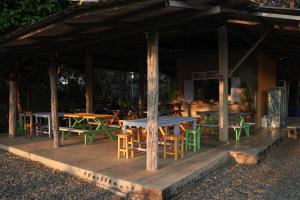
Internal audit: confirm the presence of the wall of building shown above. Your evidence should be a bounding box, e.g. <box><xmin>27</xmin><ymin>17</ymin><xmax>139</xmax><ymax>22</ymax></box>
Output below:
<box><xmin>256</xmin><ymin>52</ymin><xmax>277</xmax><ymax>127</ymax></box>
<box><xmin>175</xmin><ymin>49</ymin><xmax>258</xmax><ymax>119</ymax></box>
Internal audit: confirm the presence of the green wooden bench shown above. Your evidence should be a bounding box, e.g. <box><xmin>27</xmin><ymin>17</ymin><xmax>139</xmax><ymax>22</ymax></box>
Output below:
<box><xmin>59</xmin><ymin>126</ymin><xmax>119</xmax><ymax>146</ymax></box>
<box><xmin>229</xmin><ymin>117</ymin><xmax>255</xmax><ymax>141</ymax></box>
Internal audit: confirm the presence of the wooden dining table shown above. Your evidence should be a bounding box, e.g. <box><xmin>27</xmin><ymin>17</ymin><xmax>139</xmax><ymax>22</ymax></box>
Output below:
<box><xmin>63</xmin><ymin>113</ymin><xmax>117</xmax><ymax>141</ymax></box>
<box><xmin>64</xmin><ymin>113</ymin><xmax>114</xmax><ymax>130</ymax></box>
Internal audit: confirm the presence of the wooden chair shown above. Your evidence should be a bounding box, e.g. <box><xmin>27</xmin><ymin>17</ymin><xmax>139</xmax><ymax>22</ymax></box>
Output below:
<box><xmin>117</xmin><ymin>133</ymin><xmax>134</xmax><ymax>159</ymax></box>
<box><xmin>23</xmin><ymin>111</ymin><xmax>34</xmax><ymax>139</ymax></box>
<box><xmin>164</xmin><ymin>134</ymin><xmax>184</xmax><ymax>160</ymax></box>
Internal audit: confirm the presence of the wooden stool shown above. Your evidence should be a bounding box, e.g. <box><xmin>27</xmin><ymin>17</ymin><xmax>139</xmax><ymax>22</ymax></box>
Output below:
<box><xmin>127</xmin><ymin>128</ymin><xmax>142</xmax><ymax>149</ymax></box>
<box><xmin>23</xmin><ymin>111</ymin><xmax>34</xmax><ymax>139</ymax></box>
<box><xmin>117</xmin><ymin>134</ymin><xmax>134</xmax><ymax>159</ymax></box>
<box><xmin>287</xmin><ymin>126</ymin><xmax>298</xmax><ymax>139</ymax></box>
<box><xmin>164</xmin><ymin>134</ymin><xmax>184</xmax><ymax>160</ymax></box>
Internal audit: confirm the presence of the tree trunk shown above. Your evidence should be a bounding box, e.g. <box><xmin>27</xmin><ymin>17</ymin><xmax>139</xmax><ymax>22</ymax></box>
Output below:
<box><xmin>85</xmin><ymin>53</ymin><xmax>93</xmax><ymax>113</ymax></box>
<box><xmin>8</xmin><ymin>74</ymin><xmax>17</xmax><ymax>137</ymax></box>
<box><xmin>146</xmin><ymin>29</ymin><xmax>159</xmax><ymax>171</ymax></box>
<box><xmin>218</xmin><ymin>25</ymin><xmax>229</xmax><ymax>142</ymax></box>
<box><xmin>49</xmin><ymin>61</ymin><xmax>59</xmax><ymax>148</ymax></box>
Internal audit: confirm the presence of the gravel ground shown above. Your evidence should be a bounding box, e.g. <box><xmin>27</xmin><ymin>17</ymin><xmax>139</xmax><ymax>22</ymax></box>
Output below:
<box><xmin>174</xmin><ymin>138</ymin><xmax>300</xmax><ymax>200</ymax></box>
<box><xmin>0</xmin><ymin>150</ymin><xmax>123</xmax><ymax>200</ymax></box>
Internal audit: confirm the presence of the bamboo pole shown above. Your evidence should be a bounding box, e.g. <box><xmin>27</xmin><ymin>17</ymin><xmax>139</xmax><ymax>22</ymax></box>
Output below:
<box><xmin>85</xmin><ymin>52</ymin><xmax>93</xmax><ymax>113</ymax></box>
<box><xmin>218</xmin><ymin>25</ymin><xmax>229</xmax><ymax>142</ymax></box>
<box><xmin>49</xmin><ymin>61</ymin><xmax>59</xmax><ymax>148</ymax></box>
<box><xmin>8</xmin><ymin>73</ymin><xmax>17</xmax><ymax>137</ymax></box>
<box><xmin>146</xmin><ymin>29</ymin><xmax>159</xmax><ymax>171</ymax></box>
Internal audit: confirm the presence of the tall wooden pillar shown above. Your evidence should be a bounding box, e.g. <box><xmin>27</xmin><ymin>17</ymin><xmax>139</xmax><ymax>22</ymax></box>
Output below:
<box><xmin>85</xmin><ymin>53</ymin><xmax>93</xmax><ymax>113</ymax></box>
<box><xmin>218</xmin><ymin>25</ymin><xmax>229</xmax><ymax>142</ymax></box>
<box><xmin>49</xmin><ymin>61</ymin><xmax>59</xmax><ymax>148</ymax></box>
<box><xmin>146</xmin><ymin>29</ymin><xmax>159</xmax><ymax>171</ymax></box>
<box><xmin>8</xmin><ymin>73</ymin><xmax>17</xmax><ymax>137</ymax></box>
<box><xmin>289</xmin><ymin>0</ymin><xmax>295</xmax><ymax>9</ymax></box>
<box><xmin>139</xmin><ymin>55</ymin><xmax>145</xmax><ymax>116</ymax></box>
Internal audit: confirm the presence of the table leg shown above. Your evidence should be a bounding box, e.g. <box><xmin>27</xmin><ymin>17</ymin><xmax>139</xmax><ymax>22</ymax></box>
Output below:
<box><xmin>193</xmin><ymin>120</ymin><xmax>196</xmax><ymax>129</ymax></box>
<box><xmin>48</xmin><ymin>116</ymin><xmax>51</xmax><ymax>138</ymax></box>
<box><xmin>174</xmin><ymin>124</ymin><xmax>180</xmax><ymax>136</ymax></box>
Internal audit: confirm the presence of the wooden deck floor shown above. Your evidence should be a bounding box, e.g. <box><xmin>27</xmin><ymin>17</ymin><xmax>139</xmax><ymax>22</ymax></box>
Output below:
<box><xmin>0</xmin><ymin>128</ymin><xmax>287</xmax><ymax>199</ymax></box>
<box><xmin>0</xmin><ymin>133</ymin><xmax>228</xmax><ymax>199</ymax></box>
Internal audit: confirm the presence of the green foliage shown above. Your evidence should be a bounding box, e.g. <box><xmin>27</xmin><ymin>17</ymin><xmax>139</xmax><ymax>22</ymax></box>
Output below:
<box><xmin>0</xmin><ymin>0</ymin><xmax>66</xmax><ymax>35</ymax></box>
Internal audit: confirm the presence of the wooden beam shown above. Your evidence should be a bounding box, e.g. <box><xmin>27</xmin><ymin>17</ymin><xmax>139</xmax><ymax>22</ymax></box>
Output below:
<box><xmin>224</xmin><ymin>7</ymin><xmax>300</xmax><ymax>21</ymax></box>
<box><xmin>8</xmin><ymin>73</ymin><xmax>17</xmax><ymax>137</ymax></box>
<box><xmin>85</xmin><ymin>52</ymin><xmax>93</xmax><ymax>113</ymax></box>
<box><xmin>228</xmin><ymin>29</ymin><xmax>271</xmax><ymax>77</ymax></box>
<box><xmin>227</xmin><ymin>19</ymin><xmax>261</xmax><ymax>25</ymax></box>
<box><xmin>49</xmin><ymin>60</ymin><xmax>59</xmax><ymax>148</ymax></box>
<box><xmin>218</xmin><ymin>25</ymin><xmax>229</xmax><ymax>142</ymax></box>
<box><xmin>146</xmin><ymin>29</ymin><xmax>159</xmax><ymax>171</ymax></box>
<box><xmin>167</xmin><ymin>0</ymin><xmax>212</xmax><ymax>9</ymax></box>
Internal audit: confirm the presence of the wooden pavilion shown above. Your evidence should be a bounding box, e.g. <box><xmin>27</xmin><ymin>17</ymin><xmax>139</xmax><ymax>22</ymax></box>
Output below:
<box><xmin>1</xmin><ymin>0</ymin><xmax>300</xmax><ymax>182</ymax></box>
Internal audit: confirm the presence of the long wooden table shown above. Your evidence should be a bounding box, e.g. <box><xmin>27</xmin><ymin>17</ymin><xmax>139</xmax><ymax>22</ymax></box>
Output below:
<box><xmin>123</xmin><ymin>116</ymin><xmax>197</xmax><ymax>136</ymax></box>
<box><xmin>63</xmin><ymin>113</ymin><xmax>118</xmax><ymax>142</ymax></box>
<box><xmin>122</xmin><ymin>116</ymin><xmax>197</xmax><ymax>151</ymax></box>
<box><xmin>19</xmin><ymin>112</ymin><xmax>69</xmax><ymax>138</ymax></box>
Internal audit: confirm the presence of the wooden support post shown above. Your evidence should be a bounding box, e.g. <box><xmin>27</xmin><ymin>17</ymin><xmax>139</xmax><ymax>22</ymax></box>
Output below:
<box><xmin>139</xmin><ymin>55</ymin><xmax>145</xmax><ymax>116</ymax></box>
<box><xmin>85</xmin><ymin>52</ymin><xmax>93</xmax><ymax>113</ymax></box>
<box><xmin>49</xmin><ymin>61</ymin><xmax>59</xmax><ymax>148</ymax></box>
<box><xmin>218</xmin><ymin>25</ymin><xmax>229</xmax><ymax>142</ymax></box>
<box><xmin>8</xmin><ymin>73</ymin><xmax>17</xmax><ymax>137</ymax></box>
<box><xmin>289</xmin><ymin>0</ymin><xmax>295</xmax><ymax>9</ymax></box>
<box><xmin>146</xmin><ymin>29</ymin><xmax>159</xmax><ymax>171</ymax></box>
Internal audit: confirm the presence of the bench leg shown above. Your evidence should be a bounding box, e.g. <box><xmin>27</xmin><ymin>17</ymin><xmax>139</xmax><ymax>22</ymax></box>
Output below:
<box><xmin>210</xmin><ymin>127</ymin><xmax>214</xmax><ymax>135</ymax></box>
<box><xmin>164</xmin><ymin>137</ymin><xmax>167</xmax><ymax>159</ymax></box>
<box><xmin>197</xmin><ymin>131</ymin><xmax>201</xmax><ymax>150</ymax></box>
<box><xmin>61</xmin><ymin>131</ymin><xmax>65</xmax><ymax>141</ymax></box>
<box><xmin>84</xmin><ymin>133</ymin><xmax>87</xmax><ymax>146</ymax></box>
<box><xmin>86</xmin><ymin>132</ymin><xmax>97</xmax><ymax>145</ymax></box>
<box><xmin>245</xmin><ymin>126</ymin><xmax>250</xmax><ymax>137</ymax></box>
<box><xmin>181</xmin><ymin>136</ymin><xmax>184</xmax><ymax>159</ymax></box>
<box><xmin>193</xmin><ymin>132</ymin><xmax>197</xmax><ymax>152</ymax></box>
<box><xmin>106</xmin><ymin>131</ymin><xmax>115</xmax><ymax>140</ymax></box>
<box><xmin>235</xmin><ymin>128</ymin><xmax>242</xmax><ymax>141</ymax></box>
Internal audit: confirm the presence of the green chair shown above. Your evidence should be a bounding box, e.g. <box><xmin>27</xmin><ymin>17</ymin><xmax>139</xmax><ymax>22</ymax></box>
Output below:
<box><xmin>185</xmin><ymin>125</ymin><xmax>201</xmax><ymax>152</ymax></box>
<box><xmin>234</xmin><ymin>117</ymin><xmax>251</xmax><ymax>141</ymax></box>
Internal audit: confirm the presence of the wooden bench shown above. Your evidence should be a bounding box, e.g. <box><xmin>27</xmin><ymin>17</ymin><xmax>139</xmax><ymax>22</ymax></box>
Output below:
<box><xmin>59</xmin><ymin>126</ymin><xmax>119</xmax><ymax>146</ymax></box>
<box><xmin>198</xmin><ymin>123</ymin><xmax>218</xmax><ymax>135</ymax></box>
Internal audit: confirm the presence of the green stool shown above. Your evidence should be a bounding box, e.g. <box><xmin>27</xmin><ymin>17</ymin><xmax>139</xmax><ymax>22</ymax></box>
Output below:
<box><xmin>185</xmin><ymin>125</ymin><xmax>201</xmax><ymax>152</ymax></box>
<box><xmin>17</xmin><ymin>115</ymin><xmax>23</xmax><ymax>136</ymax></box>
<box><xmin>204</xmin><ymin>115</ymin><xmax>214</xmax><ymax>135</ymax></box>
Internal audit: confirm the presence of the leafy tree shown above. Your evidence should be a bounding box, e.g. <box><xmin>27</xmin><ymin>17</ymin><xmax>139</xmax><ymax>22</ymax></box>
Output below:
<box><xmin>0</xmin><ymin>0</ymin><xmax>68</xmax><ymax>35</ymax></box>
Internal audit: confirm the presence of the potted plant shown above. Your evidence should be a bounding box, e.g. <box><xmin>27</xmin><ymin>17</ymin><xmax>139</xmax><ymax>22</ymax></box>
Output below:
<box><xmin>240</xmin><ymin>87</ymin><xmax>251</xmax><ymax>112</ymax></box>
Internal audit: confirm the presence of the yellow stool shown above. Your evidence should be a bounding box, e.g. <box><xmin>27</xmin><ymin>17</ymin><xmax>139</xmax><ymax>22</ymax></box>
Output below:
<box><xmin>164</xmin><ymin>134</ymin><xmax>184</xmax><ymax>160</ymax></box>
<box><xmin>117</xmin><ymin>134</ymin><xmax>134</xmax><ymax>159</ymax></box>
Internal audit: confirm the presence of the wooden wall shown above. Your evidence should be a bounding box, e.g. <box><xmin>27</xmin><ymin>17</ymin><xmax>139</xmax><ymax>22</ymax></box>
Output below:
<box><xmin>256</xmin><ymin>52</ymin><xmax>277</xmax><ymax>127</ymax></box>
